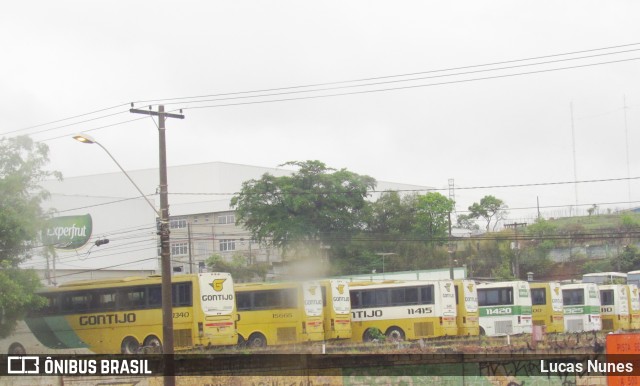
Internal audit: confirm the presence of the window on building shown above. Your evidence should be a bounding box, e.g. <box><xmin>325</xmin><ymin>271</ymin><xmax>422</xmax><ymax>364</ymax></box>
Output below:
<box><xmin>219</xmin><ymin>239</ymin><xmax>235</xmax><ymax>252</ymax></box>
<box><xmin>170</xmin><ymin>217</ymin><xmax>187</xmax><ymax>229</ymax></box>
<box><xmin>216</xmin><ymin>214</ymin><xmax>235</xmax><ymax>225</ymax></box>
<box><xmin>195</xmin><ymin>242</ymin><xmax>211</xmax><ymax>256</ymax></box>
<box><xmin>171</xmin><ymin>242</ymin><xmax>188</xmax><ymax>256</ymax></box>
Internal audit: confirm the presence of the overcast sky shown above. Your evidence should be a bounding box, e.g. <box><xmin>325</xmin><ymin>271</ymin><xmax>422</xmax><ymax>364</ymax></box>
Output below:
<box><xmin>2</xmin><ymin>1</ymin><xmax>639</xmax><ymax>223</ymax></box>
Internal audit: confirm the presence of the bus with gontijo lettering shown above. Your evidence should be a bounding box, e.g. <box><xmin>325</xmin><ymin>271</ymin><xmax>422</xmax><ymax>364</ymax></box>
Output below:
<box><xmin>477</xmin><ymin>281</ymin><xmax>533</xmax><ymax>336</ymax></box>
<box><xmin>561</xmin><ymin>282</ymin><xmax>602</xmax><ymax>332</ymax></box>
<box><xmin>453</xmin><ymin>279</ymin><xmax>479</xmax><ymax>336</ymax></box>
<box><xmin>599</xmin><ymin>284</ymin><xmax>630</xmax><ymax>331</ymax></box>
<box><xmin>626</xmin><ymin>284</ymin><xmax>640</xmax><ymax>330</ymax></box>
<box><xmin>20</xmin><ymin>272</ymin><xmax>237</xmax><ymax>354</ymax></box>
<box><xmin>348</xmin><ymin>280</ymin><xmax>457</xmax><ymax>342</ymax></box>
<box><xmin>235</xmin><ymin>281</ymin><xmax>325</xmax><ymax>347</ymax></box>
<box><xmin>529</xmin><ymin>282</ymin><xmax>564</xmax><ymax>333</ymax></box>
<box><xmin>320</xmin><ymin>279</ymin><xmax>352</xmax><ymax>340</ymax></box>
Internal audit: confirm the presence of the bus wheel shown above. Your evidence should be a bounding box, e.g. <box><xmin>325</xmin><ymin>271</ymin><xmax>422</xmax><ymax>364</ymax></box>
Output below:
<box><xmin>143</xmin><ymin>335</ymin><xmax>163</xmax><ymax>354</ymax></box>
<box><xmin>8</xmin><ymin>343</ymin><xmax>26</xmax><ymax>355</ymax></box>
<box><xmin>479</xmin><ymin>327</ymin><xmax>486</xmax><ymax>336</ymax></box>
<box><xmin>363</xmin><ymin>328</ymin><xmax>383</xmax><ymax>342</ymax></box>
<box><xmin>237</xmin><ymin>335</ymin><xmax>247</xmax><ymax>348</ymax></box>
<box><xmin>121</xmin><ymin>336</ymin><xmax>140</xmax><ymax>354</ymax></box>
<box><xmin>247</xmin><ymin>333</ymin><xmax>267</xmax><ymax>348</ymax></box>
<box><xmin>385</xmin><ymin>327</ymin><xmax>405</xmax><ymax>342</ymax></box>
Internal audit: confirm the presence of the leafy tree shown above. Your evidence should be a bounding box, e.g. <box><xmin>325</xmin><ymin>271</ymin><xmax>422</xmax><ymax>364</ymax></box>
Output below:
<box><xmin>230</xmin><ymin>160</ymin><xmax>376</xmax><ymax>261</ymax></box>
<box><xmin>614</xmin><ymin>245</ymin><xmax>640</xmax><ymax>272</ymax></box>
<box><xmin>468</xmin><ymin>195</ymin><xmax>508</xmax><ymax>232</ymax></box>
<box><xmin>620</xmin><ymin>213</ymin><xmax>640</xmax><ymax>229</ymax></box>
<box><xmin>367</xmin><ymin>191</ymin><xmax>416</xmax><ymax>237</ymax></box>
<box><xmin>456</xmin><ymin>214</ymin><xmax>480</xmax><ymax>231</ymax></box>
<box><xmin>0</xmin><ymin>136</ymin><xmax>60</xmax><ymax>338</ymax></box>
<box><xmin>582</xmin><ymin>258</ymin><xmax>615</xmax><ymax>274</ymax></box>
<box><xmin>412</xmin><ymin>192</ymin><xmax>454</xmax><ymax>242</ymax></box>
<box><xmin>206</xmin><ymin>254</ymin><xmax>269</xmax><ymax>283</ymax></box>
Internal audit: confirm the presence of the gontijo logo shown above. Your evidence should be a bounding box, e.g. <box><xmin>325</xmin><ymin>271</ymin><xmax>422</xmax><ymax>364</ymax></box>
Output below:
<box><xmin>336</xmin><ymin>284</ymin><xmax>345</xmax><ymax>295</ymax></box>
<box><xmin>308</xmin><ymin>286</ymin><xmax>317</xmax><ymax>296</ymax></box>
<box><xmin>467</xmin><ymin>283</ymin><xmax>474</xmax><ymax>293</ymax></box>
<box><xmin>209</xmin><ymin>278</ymin><xmax>225</xmax><ymax>292</ymax></box>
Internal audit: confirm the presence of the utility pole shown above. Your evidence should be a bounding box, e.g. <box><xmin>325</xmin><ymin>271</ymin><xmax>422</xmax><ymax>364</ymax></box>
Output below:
<box><xmin>188</xmin><ymin>223</ymin><xmax>193</xmax><ymax>274</ymax></box>
<box><xmin>505</xmin><ymin>222</ymin><xmax>527</xmax><ymax>278</ymax></box>
<box><xmin>130</xmin><ymin>105</ymin><xmax>183</xmax><ymax>386</ymax></box>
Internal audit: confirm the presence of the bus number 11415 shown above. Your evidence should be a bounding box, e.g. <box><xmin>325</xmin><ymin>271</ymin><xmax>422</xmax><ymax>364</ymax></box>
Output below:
<box><xmin>407</xmin><ymin>307</ymin><xmax>433</xmax><ymax>315</ymax></box>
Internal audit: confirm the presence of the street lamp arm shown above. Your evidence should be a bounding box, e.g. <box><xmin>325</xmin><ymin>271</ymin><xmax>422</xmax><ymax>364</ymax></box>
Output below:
<box><xmin>94</xmin><ymin>142</ymin><xmax>161</xmax><ymax>218</ymax></box>
<box><xmin>73</xmin><ymin>134</ymin><xmax>161</xmax><ymax>219</ymax></box>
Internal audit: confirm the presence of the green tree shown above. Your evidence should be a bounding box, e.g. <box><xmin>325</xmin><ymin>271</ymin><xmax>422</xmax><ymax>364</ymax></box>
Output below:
<box><xmin>367</xmin><ymin>191</ymin><xmax>416</xmax><ymax>237</ymax></box>
<box><xmin>230</xmin><ymin>160</ymin><xmax>376</xmax><ymax>261</ymax></box>
<box><xmin>412</xmin><ymin>192</ymin><xmax>454</xmax><ymax>242</ymax></box>
<box><xmin>582</xmin><ymin>258</ymin><xmax>615</xmax><ymax>274</ymax></box>
<box><xmin>0</xmin><ymin>136</ymin><xmax>60</xmax><ymax>338</ymax></box>
<box><xmin>614</xmin><ymin>245</ymin><xmax>640</xmax><ymax>272</ymax></box>
<box><xmin>468</xmin><ymin>195</ymin><xmax>508</xmax><ymax>232</ymax></box>
<box><xmin>456</xmin><ymin>214</ymin><xmax>480</xmax><ymax>231</ymax></box>
<box><xmin>206</xmin><ymin>254</ymin><xmax>269</xmax><ymax>283</ymax></box>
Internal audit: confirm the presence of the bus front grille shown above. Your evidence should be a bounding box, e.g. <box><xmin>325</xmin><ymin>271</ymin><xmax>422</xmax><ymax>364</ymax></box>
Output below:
<box><xmin>277</xmin><ymin>327</ymin><xmax>297</xmax><ymax>342</ymax></box>
<box><xmin>414</xmin><ymin>322</ymin><xmax>434</xmax><ymax>337</ymax></box>
<box><xmin>174</xmin><ymin>329</ymin><xmax>193</xmax><ymax>348</ymax></box>
<box><xmin>533</xmin><ymin>320</ymin><xmax>544</xmax><ymax>326</ymax></box>
<box><xmin>495</xmin><ymin>321</ymin><xmax>513</xmax><ymax>334</ymax></box>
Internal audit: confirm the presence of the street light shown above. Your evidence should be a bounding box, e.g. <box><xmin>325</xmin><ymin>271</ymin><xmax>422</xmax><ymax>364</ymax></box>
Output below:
<box><xmin>72</xmin><ymin>134</ymin><xmax>160</xmax><ymax>217</ymax></box>
<box><xmin>73</xmin><ymin>132</ymin><xmax>174</xmax><ymax>365</ymax></box>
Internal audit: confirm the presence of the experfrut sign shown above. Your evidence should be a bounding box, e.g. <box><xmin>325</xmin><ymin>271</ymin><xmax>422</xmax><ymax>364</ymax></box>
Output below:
<box><xmin>43</xmin><ymin>214</ymin><xmax>93</xmax><ymax>249</ymax></box>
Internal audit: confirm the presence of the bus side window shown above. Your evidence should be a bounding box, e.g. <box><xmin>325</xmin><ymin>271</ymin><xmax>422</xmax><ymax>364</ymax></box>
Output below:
<box><xmin>41</xmin><ymin>295</ymin><xmax>60</xmax><ymax>315</ymax></box>
<box><xmin>254</xmin><ymin>291</ymin><xmax>268</xmax><ymax>309</ymax></box>
<box><xmin>173</xmin><ymin>283</ymin><xmax>193</xmax><ymax>307</ymax></box>
<box><xmin>350</xmin><ymin>291</ymin><xmax>361</xmax><ymax>309</ymax></box>
<box><xmin>62</xmin><ymin>293</ymin><xmax>90</xmax><ymax>313</ymax></box>
<box><xmin>531</xmin><ymin>288</ymin><xmax>545</xmax><ymax>305</ymax></box>
<box><xmin>361</xmin><ymin>290</ymin><xmax>376</xmax><ymax>308</ymax></box>
<box><xmin>101</xmin><ymin>292</ymin><xmax>117</xmax><ymax>310</ymax></box>
<box><xmin>236</xmin><ymin>292</ymin><xmax>251</xmax><ymax>311</ymax></box>
<box><xmin>420</xmin><ymin>286</ymin><xmax>434</xmax><ymax>305</ymax></box>
<box><xmin>148</xmin><ymin>286</ymin><xmax>162</xmax><ymax>308</ymax></box>
<box><xmin>283</xmin><ymin>289</ymin><xmax>297</xmax><ymax>309</ymax></box>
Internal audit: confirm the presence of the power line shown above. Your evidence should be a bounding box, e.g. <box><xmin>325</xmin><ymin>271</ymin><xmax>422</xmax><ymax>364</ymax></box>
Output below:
<box><xmin>155</xmin><ymin>48</ymin><xmax>640</xmax><ymax>109</ymax></box>
<box><xmin>181</xmin><ymin>57</ymin><xmax>640</xmax><ymax>112</ymax></box>
<box><xmin>133</xmin><ymin>42</ymin><xmax>640</xmax><ymax>106</ymax></box>
<box><xmin>18</xmin><ymin>43</ymin><xmax>638</xmax><ymax>143</ymax></box>
<box><xmin>0</xmin><ymin>103</ymin><xmax>130</xmax><ymax>137</ymax></box>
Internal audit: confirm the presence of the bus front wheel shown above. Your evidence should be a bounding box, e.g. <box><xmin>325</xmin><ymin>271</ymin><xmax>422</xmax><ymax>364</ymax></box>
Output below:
<box><xmin>247</xmin><ymin>333</ymin><xmax>267</xmax><ymax>348</ymax></box>
<box><xmin>8</xmin><ymin>343</ymin><xmax>26</xmax><ymax>355</ymax></box>
<box><xmin>363</xmin><ymin>328</ymin><xmax>383</xmax><ymax>342</ymax></box>
<box><xmin>121</xmin><ymin>336</ymin><xmax>140</xmax><ymax>354</ymax></box>
<box><xmin>385</xmin><ymin>327</ymin><xmax>405</xmax><ymax>342</ymax></box>
<box><xmin>143</xmin><ymin>335</ymin><xmax>163</xmax><ymax>354</ymax></box>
